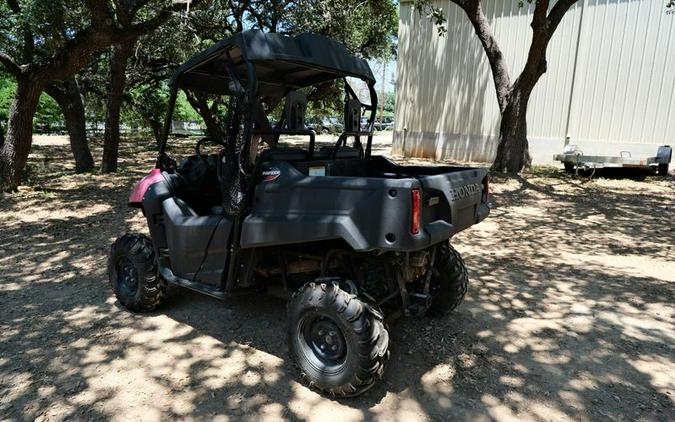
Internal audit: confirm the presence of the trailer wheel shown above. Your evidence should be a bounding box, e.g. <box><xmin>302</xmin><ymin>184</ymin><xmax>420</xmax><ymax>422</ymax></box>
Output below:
<box><xmin>427</xmin><ymin>242</ymin><xmax>469</xmax><ymax>317</ymax></box>
<box><xmin>657</xmin><ymin>163</ymin><xmax>669</xmax><ymax>176</ymax></box>
<box><xmin>564</xmin><ymin>163</ymin><xmax>575</xmax><ymax>173</ymax></box>
<box><xmin>109</xmin><ymin>234</ymin><xmax>166</xmax><ymax>312</ymax></box>
<box><xmin>287</xmin><ymin>281</ymin><xmax>389</xmax><ymax>397</ymax></box>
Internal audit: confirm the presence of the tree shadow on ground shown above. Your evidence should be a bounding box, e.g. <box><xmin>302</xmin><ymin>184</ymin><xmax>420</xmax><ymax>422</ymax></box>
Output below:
<box><xmin>1</xmin><ymin>141</ymin><xmax>673</xmax><ymax>420</ymax></box>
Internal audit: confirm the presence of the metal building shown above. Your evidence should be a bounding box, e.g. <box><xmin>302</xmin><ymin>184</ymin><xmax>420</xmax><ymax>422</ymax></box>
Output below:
<box><xmin>394</xmin><ymin>0</ymin><xmax>675</xmax><ymax>164</ymax></box>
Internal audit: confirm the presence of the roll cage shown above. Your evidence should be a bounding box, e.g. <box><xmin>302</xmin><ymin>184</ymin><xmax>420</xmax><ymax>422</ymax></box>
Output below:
<box><xmin>156</xmin><ymin>30</ymin><xmax>379</xmax><ymax>170</ymax></box>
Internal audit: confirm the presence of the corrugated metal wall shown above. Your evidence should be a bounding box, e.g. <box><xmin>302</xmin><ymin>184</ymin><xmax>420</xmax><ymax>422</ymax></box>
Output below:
<box><xmin>394</xmin><ymin>0</ymin><xmax>675</xmax><ymax>163</ymax></box>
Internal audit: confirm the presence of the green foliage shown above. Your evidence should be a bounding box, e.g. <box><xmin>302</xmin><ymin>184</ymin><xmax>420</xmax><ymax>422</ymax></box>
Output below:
<box><xmin>123</xmin><ymin>0</ymin><xmax>399</xmax><ymax>126</ymax></box>
<box><xmin>288</xmin><ymin>0</ymin><xmax>398</xmax><ymax>60</ymax></box>
<box><xmin>123</xmin><ymin>84</ymin><xmax>169</xmax><ymax>129</ymax></box>
<box><xmin>175</xmin><ymin>93</ymin><xmax>201</xmax><ymax>122</ymax></box>
<box><xmin>34</xmin><ymin>93</ymin><xmax>63</xmax><ymax>133</ymax></box>
<box><xmin>2</xmin><ymin>1</ymin><xmax>399</xmax><ymax>135</ymax></box>
<box><xmin>384</xmin><ymin>91</ymin><xmax>395</xmax><ymax>114</ymax></box>
<box><xmin>123</xmin><ymin>86</ymin><xmax>199</xmax><ymax>126</ymax></box>
<box><xmin>413</xmin><ymin>0</ymin><xmax>447</xmax><ymax>36</ymax></box>
<box><xmin>0</xmin><ymin>0</ymin><xmax>92</xmax><ymax>62</ymax></box>
<box><xmin>0</xmin><ymin>74</ymin><xmax>13</xmax><ymax>132</ymax></box>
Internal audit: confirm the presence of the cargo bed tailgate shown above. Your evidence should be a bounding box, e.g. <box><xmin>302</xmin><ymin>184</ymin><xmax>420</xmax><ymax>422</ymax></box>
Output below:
<box><xmin>417</xmin><ymin>167</ymin><xmax>489</xmax><ymax>237</ymax></box>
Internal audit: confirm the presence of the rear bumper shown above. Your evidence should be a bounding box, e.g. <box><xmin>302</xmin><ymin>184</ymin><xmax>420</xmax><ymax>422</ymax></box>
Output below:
<box><xmin>477</xmin><ymin>202</ymin><xmax>490</xmax><ymax>223</ymax></box>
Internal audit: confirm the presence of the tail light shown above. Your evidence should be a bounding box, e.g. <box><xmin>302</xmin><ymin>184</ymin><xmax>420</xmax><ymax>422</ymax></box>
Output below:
<box><xmin>482</xmin><ymin>176</ymin><xmax>490</xmax><ymax>203</ymax></box>
<box><xmin>411</xmin><ymin>188</ymin><xmax>421</xmax><ymax>234</ymax></box>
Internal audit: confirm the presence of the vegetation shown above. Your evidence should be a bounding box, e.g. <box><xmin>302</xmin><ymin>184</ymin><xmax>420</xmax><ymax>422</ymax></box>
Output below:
<box><xmin>0</xmin><ymin>0</ymin><xmax>397</xmax><ymax>191</ymax></box>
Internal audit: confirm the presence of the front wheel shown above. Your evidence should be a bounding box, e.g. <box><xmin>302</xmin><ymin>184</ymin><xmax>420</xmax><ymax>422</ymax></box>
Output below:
<box><xmin>427</xmin><ymin>242</ymin><xmax>469</xmax><ymax>316</ymax></box>
<box><xmin>287</xmin><ymin>282</ymin><xmax>389</xmax><ymax>397</ymax></box>
<box><xmin>108</xmin><ymin>234</ymin><xmax>166</xmax><ymax>312</ymax></box>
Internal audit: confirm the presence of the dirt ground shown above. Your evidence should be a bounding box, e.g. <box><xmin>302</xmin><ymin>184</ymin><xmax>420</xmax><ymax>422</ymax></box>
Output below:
<box><xmin>1</xmin><ymin>135</ymin><xmax>673</xmax><ymax>421</ymax></box>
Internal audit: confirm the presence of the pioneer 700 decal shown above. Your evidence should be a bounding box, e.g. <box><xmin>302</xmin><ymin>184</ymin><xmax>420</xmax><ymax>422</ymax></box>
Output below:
<box><xmin>262</xmin><ymin>167</ymin><xmax>281</xmax><ymax>182</ymax></box>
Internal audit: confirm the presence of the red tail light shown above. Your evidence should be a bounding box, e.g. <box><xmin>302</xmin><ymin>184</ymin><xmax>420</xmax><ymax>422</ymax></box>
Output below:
<box><xmin>482</xmin><ymin>176</ymin><xmax>490</xmax><ymax>203</ymax></box>
<box><xmin>411</xmin><ymin>189</ymin><xmax>421</xmax><ymax>234</ymax></box>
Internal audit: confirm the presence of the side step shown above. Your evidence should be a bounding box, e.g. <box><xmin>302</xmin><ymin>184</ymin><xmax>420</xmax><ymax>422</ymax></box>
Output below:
<box><xmin>159</xmin><ymin>266</ymin><xmax>226</xmax><ymax>300</ymax></box>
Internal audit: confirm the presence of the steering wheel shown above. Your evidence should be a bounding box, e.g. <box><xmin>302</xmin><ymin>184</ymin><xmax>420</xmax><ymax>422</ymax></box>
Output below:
<box><xmin>195</xmin><ymin>137</ymin><xmax>227</xmax><ymax>169</ymax></box>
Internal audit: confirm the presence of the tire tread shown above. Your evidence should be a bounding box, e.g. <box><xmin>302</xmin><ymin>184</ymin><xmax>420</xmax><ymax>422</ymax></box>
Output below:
<box><xmin>288</xmin><ymin>282</ymin><xmax>389</xmax><ymax>397</ymax></box>
<box><xmin>427</xmin><ymin>242</ymin><xmax>469</xmax><ymax>317</ymax></box>
<box><xmin>109</xmin><ymin>233</ymin><xmax>166</xmax><ymax>312</ymax></box>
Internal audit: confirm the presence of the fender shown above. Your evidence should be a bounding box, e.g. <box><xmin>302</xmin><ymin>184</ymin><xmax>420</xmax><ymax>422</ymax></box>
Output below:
<box><xmin>128</xmin><ymin>168</ymin><xmax>165</xmax><ymax>207</ymax></box>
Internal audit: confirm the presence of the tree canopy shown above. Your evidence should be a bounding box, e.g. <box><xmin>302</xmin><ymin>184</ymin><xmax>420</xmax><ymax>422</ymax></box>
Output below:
<box><xmin>0</xmin><ymin>0</ymin><xmax>397</xmax><ymax>190</ymax></box>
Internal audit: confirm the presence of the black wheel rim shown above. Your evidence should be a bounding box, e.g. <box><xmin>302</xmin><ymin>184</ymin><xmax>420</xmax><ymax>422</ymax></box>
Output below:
<box><xmin>117</xmin><ymin>257</ymin><xmax>138</xmax><ymax>297</ymax></box>
<box><xmin>298</xmin><ymin>313</ymin><xmax>347</xmax><ymax>371</ymax></box>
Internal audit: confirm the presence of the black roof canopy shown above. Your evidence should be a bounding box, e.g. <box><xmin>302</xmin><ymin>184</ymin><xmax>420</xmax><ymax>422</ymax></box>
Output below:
<box><xmin>172</xmin><ymin>30</ymin><xmax>376</xmax><ymax>96</ymax></box>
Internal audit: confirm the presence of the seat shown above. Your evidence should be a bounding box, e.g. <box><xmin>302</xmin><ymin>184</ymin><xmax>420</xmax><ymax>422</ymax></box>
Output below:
<box><xmin>209</xmin><ymin>206</ymin><xmax>225</xmax><ymax>215</ymax></box>
<box><xmin>173</xmin><ymin>197</ymin><xmax>198</xmax><ymax>216</ymax></box>
<box><xmin>161</xmin><ymin>197</ymin><xmax>233</xmax><ymax>285</ymax></box>
<box><xmin>260</xmin><ymin>148</ymin><xmax>308</xmax><ymax>162</ymax></box>
<box><xmin>283</xmin><ymin>91</ymin><xmax>307</xmax><ymax>130</ymax></box>
<box><xmin>344</xmin><ymin>99</ymin><xmax>361</xmax><ymax>132</ymax></box>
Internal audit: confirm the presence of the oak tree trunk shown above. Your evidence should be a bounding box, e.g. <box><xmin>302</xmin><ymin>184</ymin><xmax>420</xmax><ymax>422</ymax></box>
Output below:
<box><xmin>149</xmin><ymin>119</ymin><xmax>163</xmax><ymax>147</ymax></box>
<box><xmin>0</xmin><ymin>76</ymin><xmax>44</xmax><ymax>191</ymax></box>
<box><xmin>445</xmin><ymin>0</ymin><xmax>571</xmax><ymax>173</ymax></box>
<box><xmin>491</xmin><ymin>89</ymin><xmax>532</xmax><ymax>173</ymax></box>
<box><xmin>46</xmin><ymin>77</ymin><xmax>94</xmax><ymax>173</ymax></box>
<box><xmin>101</xmin><ymin>39</ymin><xmax>135</xmax><ymax>173</ymax></box>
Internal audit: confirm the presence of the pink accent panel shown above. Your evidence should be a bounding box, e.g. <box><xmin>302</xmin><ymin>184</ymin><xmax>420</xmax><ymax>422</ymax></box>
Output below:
<box><xmin>128</xmin><ymin>168</ymin><xmax>164</xmax><ymax>204</ymax></box>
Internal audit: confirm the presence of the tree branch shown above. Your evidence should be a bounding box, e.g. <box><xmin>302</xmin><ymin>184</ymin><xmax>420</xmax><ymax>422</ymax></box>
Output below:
<box><xmin>6</xmin><ymin>0</ymin><xmax>21</xmax><ymax>13</ymax></box>
<box><xmin>130</xmin><ymin>0</ymin><xmax>153</xmax><ymax>16</ymax></box>
<box><xmin>35</xmin><ymin>23</ymin><xmax>117</xmax><ymax>82</ymax></box>
<box><xmin>7</xmin><ymin>0</ymin><xmax>35</xmax><ymax>64</ymax></box>
<box><xmin>124</xmin><ymin>0</ymin><xmax>207</xmax><ymax>37</ymax></box>
<box><xmin>453</xmin><ymin>0</ymin><xmax>511</xmax><ymax>112</ymax></box>
<box><xmin>86</xmin><ymin>0</ymin><xmax>113</xmax><ymax>25</ymax></box>
<box><xmin>0</xmin><ymin>51</ymin><xmax>22</xmax><ymax>75</ymax></box>
<box><xmin>516</xmin><ymin>0</ymin><xmax>550</xmax><ymax>91</ymax></box>
<box><xmin>547</xmin><ymin>0</ymin><xmax>579</xmax><ymax>37</ymax></box>
<box><xmin>45</xmin><ymin>82</ymin><xmax>67</xmax><ymax>105</ymax></box>
<box><xmin>111</xmin><ymin>0</ymin><xmax>132</xmax><ymax>27</ymax></box>
<box><xmin>34</xmin><ymin>0</ymin><xmax>205</xmax><ymax>82</ymax></box>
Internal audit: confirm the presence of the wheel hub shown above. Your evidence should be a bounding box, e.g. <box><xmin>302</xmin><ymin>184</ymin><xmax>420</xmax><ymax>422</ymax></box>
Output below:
<box><xmin>117</xmin><ymin>257</ymin><xmax>138</xmax><ymax>296</ymax></box>
<box><xmin>302</xmin><ymin>316</ymin><xmax>346</xmax><ymax>366</ymax></box>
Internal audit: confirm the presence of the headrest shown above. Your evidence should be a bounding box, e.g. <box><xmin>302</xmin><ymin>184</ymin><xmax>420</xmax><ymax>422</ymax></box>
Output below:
<box><xmin>344</xmin><ymin>99</ymin><xmax>361</xmax><ymax>132</ymax></box>
<box><xmin>283</xmin><ymin>91</ymin><xmax>307</xmax><ymax>131</ymax></box>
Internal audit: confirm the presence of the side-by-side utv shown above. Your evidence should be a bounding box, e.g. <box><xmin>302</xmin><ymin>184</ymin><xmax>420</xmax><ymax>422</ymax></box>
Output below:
<box><xmin>109</xmin><ymin>30</ymin><xmax>490</xmax><ymax>397</ymax></box>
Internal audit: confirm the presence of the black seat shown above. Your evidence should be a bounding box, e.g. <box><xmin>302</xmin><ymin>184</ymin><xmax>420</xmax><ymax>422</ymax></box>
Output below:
<box><xmin>161</xmin><ymin>197</ymin><xmax>233</xmax><ymax>285</ymax></box>
<box><xmin>260</xmin><ymin>148</ymin><xmax>308</xmax><ymax>162</ymax></box>
<box><xmin>172</xmin><ymin>197</ymin><xmax>198</xmax><ymax>216</ymax></box>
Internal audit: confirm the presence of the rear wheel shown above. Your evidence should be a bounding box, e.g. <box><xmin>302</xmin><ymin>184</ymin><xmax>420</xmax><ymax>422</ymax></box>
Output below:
<box><xmin>564</xmin><ymin>163</ymin><xmax>575</xmax><ymax>174</ymax></box>
<box><xmin>287</xmin><ymin>281</ymin><xmax>389</xmax><ymax>397</ymax></box>
<box><xmin>109</xmin><ymin>234</ymin><xmax>166</xmax><ymax>312</ymax></box>
<box><xmin>427</xmin><ymin>242</ymin><xmax>469</xmax><ymax>316</ymax></box>
<box><xmin>657</xmin><ymin>163</ymin><xmax>669</xmax><ymax>176</ymax></box>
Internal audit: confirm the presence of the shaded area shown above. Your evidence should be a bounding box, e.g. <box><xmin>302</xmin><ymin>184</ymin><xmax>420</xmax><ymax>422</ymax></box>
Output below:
<box><xmin>0</xmin><ymin>139</ymin><xmax>673</xmax><ymax>420</ymax></box>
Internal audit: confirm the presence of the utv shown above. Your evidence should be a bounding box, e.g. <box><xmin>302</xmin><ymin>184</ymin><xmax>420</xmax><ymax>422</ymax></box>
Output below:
<box><xmin>109</xmin><ymin>30</ymin><xmax>490</xmax><ymax>397</ymax></box>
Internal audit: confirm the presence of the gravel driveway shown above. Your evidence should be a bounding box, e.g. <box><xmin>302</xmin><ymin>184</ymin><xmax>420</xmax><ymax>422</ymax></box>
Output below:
<box><xmin>1</xmin><ymin>137</ymin><xmax>673</xmax><ymax>421</ymax></box>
